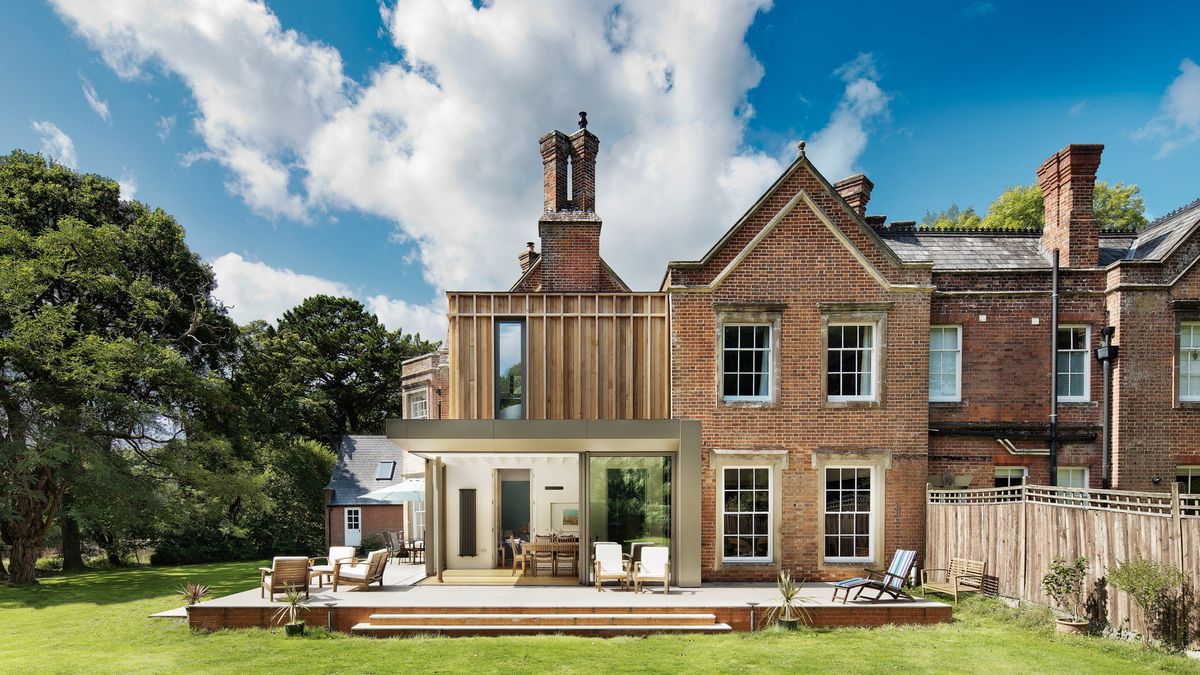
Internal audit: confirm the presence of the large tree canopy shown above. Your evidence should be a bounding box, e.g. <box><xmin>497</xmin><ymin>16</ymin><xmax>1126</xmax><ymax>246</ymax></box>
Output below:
<box><xmin>0</xmin><ymin>151</ymin><xmax>238</xmax><ymax>584</ymax></box>
<box><xmin>920</xmin><ymin>181</ymin><xmax>1149</xmax><ymax>232</ymax></box>
<box><xmin>234</xmin><ymin>296</ymin><xmax>437</xmax><ymax>449</ymax></box>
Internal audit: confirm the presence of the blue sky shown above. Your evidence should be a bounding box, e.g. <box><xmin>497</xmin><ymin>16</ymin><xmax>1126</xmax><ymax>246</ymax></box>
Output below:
<box><xmin>2</xmin><ymin>1</ymin><xmax>1198</xmax><ymax>338</ymax></box>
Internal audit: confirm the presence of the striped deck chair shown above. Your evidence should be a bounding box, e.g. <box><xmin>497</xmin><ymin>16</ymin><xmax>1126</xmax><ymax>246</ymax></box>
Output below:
<box><xmin>831</xmin><ymin>549</ymin><xmax>917</xmax><ymax>603</ymax></box>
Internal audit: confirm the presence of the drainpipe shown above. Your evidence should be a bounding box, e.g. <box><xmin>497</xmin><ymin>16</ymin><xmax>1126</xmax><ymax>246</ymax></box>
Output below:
<box><xmin>1095</xmin><ymin>326</ymin><xmax>1119</xmax><ymax>489</ymax></box>
<box><xmin>1049</xmin><ymin>250</ymin><xmax>1060</xmax><ymax>487</ymax></box>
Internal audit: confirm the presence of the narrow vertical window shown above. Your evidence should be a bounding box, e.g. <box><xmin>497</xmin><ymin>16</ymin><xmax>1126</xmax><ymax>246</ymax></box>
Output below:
<box><xmin>495</xmin><ymin>320</ymin><xmax>525</xmax><ymax>419</ymax></box>
<box><xmin>1056</xmin><ymin>326</ymin><xmax>1090</xmax><ymax>402</ymax></box>
<box><xmin>994</xmin><ymin>467</ymin><xmax>1027</xmax><ymax>488</ymax></box>
<box><xmin>827</xmin><ymin>324</ymin><xmax>876</xmax><ymax>401</ymax></box>
<box><xmin>1180</xmin><ymin>323</ymin><xmax>1200</xmax><ymax>401</ymax></box>
<box><xmin>823</xmin><ymin>466</ymin><xmax>874</xmax><ymax>562</ymax></box>
<box><xmin>722</xmin><ymin>324</ymin><xmax>771</xmax><ymax>401</ymax></box>
<box><xmin>412</xmin><ymin>500</ymin><xmax>426</xmax><ymax>540</ymax></box>
<box><xmin>721</xmin><ymin>467</ymin><xmax>772</xmax><ymax>562</ymax></box>
<box><xmin>929</xmin><ymin>326</ymin><xmax>961</xmax><ymax>402</ymax></box>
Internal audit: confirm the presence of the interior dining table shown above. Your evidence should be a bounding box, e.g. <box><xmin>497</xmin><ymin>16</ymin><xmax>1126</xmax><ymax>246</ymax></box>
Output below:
<box><xmin>517</xmin><ymin>540</ymin><xmax>580</xmax><ymax>576</ymax></box>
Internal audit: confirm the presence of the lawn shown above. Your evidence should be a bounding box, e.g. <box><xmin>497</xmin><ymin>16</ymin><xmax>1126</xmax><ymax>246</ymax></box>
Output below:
<box><xmin>0</xmin><ymin>561</ymin><xmax>1195</xmax><ymax>674</ymax></box>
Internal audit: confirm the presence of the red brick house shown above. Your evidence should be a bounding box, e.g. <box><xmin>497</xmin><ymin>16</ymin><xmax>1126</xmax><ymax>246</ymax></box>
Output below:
<box><xmin>360</xmin><ymin>116</ymin><xmax>1200</xmax><ymax>584</ymax></box>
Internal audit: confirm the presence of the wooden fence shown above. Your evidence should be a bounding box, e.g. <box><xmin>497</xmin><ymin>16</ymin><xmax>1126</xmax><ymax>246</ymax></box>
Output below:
<box><xmin>927</xmin><ymin>484</ymin><xmax>1200</xmax><ymax>640</ymax></box>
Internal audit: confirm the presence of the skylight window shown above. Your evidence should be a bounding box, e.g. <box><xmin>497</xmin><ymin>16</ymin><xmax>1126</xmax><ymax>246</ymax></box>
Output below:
<box><xmin>375</xmin><ymin>461</ymin><xmax>396</xmax><ymax>481</ymax></box>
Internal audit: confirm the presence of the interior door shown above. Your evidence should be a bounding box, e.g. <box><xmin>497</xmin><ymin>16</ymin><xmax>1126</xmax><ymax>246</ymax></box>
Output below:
<box><xmin>344</xmin><ymin>507</ymin><xmax>362</xmax><ymax>547</ymax></box>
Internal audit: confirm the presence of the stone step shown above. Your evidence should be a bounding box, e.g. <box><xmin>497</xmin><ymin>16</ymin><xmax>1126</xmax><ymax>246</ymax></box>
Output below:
<box><xmin>366</xmin><ymin>612</ymin><xmax>718</xmax><ymax>627</ymax></box>
<box><xmin>350</xmin><ymin>622</ymin><xmax>733</xmax><ymax>637</ymax></box>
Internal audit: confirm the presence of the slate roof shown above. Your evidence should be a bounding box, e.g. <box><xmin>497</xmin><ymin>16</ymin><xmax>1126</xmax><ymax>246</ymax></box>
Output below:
<box><xmin>325</xmin><ymin>435</ymin><xmax>406</xmax><ymax>506</ymax></box>
<box><xmin>1125</xmin><ymin>198</ymin><xmax>1200</xmax><ymax>262</ymax></box>
<box><xmin>876</xmin><ymin>198</ymin><xmax>1200</xmax><ymax>271</ymax></box>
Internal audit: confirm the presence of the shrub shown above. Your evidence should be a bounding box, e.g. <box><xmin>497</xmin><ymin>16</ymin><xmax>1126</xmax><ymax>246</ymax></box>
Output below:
<box><xmin>1108</xmin><ymin>556</ymin><xmax>1189</xmax><ymax>647</ymax></box>
<box><xmin>360</xmin><ymin>533</ymin><xmax>386</xmax><ymax>553</ymax></box>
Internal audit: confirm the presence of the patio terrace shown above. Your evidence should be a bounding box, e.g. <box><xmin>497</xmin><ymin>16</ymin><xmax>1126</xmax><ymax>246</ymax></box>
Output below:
<box><xmin>173</xmin><ymin>562</ymin><xmax>952</xmax><ymax>636</ymax></box>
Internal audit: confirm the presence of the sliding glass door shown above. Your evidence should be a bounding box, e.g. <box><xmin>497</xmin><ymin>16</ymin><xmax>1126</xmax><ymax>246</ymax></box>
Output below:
<box><xmin>587</xmin><ymin>456</ymin><xmax>672</xmax><ymax>552</ymax></box>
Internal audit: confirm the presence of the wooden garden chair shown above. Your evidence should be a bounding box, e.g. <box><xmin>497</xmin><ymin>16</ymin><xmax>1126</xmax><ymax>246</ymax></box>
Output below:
<box><xmin>831</xmin><ymin>549</ymin><xmax>917</xmax><ymax>603</ymax></box>
<box><xmin>332</xmin><ymin>548</ymin><xmax>389</xmax><ymax>591</ymax></box>
<box><xmin>632</xmin><ymin>546</ymin><xmax>670</xmax><ymax>594</ymax></box>
<box><xmin>309</xmin><ymin>546</ymin><xmax>356</xmax><ymax>588</ymax></box>
<box><xmin>260</xmin><ymin>556</ymin><xmax>311</xmax><ymax>601</ymax></box>
<box><xmin>593</xmin><ymin>542</ymin><xmax>629</xmax><ymax>591</ymax></box>
<box><xmin>921</xmin><ymin>557</ymin><xmax>986</xmax><ymax>605</ymax></box>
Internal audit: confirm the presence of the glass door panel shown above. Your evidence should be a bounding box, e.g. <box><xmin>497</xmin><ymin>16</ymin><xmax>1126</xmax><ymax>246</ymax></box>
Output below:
<box><xmin>587</xmin><ymin>456</ymin><xmax>672</xmax><ymax>555</ymax></box>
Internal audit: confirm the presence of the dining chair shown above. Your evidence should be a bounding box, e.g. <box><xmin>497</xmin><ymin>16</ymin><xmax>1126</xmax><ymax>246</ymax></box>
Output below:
<box><xmin>530</xmin><ymin>535</ymin><xmax>555</xmax><ymax>576</ymax></box>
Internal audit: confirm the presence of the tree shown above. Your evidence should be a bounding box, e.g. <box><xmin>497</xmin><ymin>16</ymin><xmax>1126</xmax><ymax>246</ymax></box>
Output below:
<box><xmin>234</xmin><ymin>296</ymin><xmax>437</xmax><ymax>449</ymax></box>
<box><xmin>921</xmin><ymin>203</ymin><xmax>982</xmax><ymax>230</ymax></box>
<box><xmin>977</xmin><ymin>181</ymin><xmax>1148</xmax><ymax>231</ymax></box>
<box><xmin>0</xmin><ymin>151</ymin><xmax>237</xmax><ymax>584</ymax></box>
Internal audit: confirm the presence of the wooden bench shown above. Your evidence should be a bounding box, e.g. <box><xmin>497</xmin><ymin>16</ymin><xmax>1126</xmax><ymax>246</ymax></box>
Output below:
<box><xmin>920</xmin><ymin>558</ymin><xmax>986</xmax><ymax>605</ymax></box>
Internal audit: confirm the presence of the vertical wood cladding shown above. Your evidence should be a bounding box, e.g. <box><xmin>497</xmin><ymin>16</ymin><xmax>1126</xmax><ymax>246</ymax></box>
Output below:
<box><xmin>447</xmin><ymin>292</ymin><xmax>669</xmax><ymax>420</ymax></box>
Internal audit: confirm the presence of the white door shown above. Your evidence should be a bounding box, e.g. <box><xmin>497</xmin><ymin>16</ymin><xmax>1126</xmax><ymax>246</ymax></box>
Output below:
<box><xmin>345</xmin><ymin>508</ymin><xmax>362</xmax><ymax>547</ymax></box>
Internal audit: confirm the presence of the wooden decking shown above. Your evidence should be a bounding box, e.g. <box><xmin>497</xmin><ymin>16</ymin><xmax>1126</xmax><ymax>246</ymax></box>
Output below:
<box><xmin>179</xmin><ymin>562</ymin><xmax>952</xmax><ymax>636</ymax></box>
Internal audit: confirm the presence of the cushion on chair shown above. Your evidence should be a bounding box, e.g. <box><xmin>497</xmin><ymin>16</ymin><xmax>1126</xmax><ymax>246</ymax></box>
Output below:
<box><xmin>337</xmin><ymin>563</ymin><xmax>371</xmax><ymax>580</ymax></box>
<box><xmin>594</xmin><ymin>543</ymin><xmax>624</xmax><ymax>575</ymax></box>
<box><xmin>636</xmin><ymin>547</ymin><xmax>669</xmax><ymax>578</ymax></box>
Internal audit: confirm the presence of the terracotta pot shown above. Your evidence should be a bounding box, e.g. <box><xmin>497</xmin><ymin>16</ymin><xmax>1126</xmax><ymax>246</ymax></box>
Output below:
<box><xmin>1055</xmin><ymin>618</ymin><xmax>1088</xmax><ymax>635</ymax></box>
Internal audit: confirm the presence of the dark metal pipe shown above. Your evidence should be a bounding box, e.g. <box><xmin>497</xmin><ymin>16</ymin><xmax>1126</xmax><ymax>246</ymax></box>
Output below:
<box><xmin>1096</xmin><ymin>326</ymin><xmax>1118</xmax><ymax>489</ymax></box>
<box><xmin>1049</xmin><ymin>250</ymin><xmax>1060</xmax><ymax>487</ymax></box>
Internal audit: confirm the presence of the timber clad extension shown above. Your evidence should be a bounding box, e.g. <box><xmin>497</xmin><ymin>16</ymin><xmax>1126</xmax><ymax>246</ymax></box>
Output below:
<box><xmin>375</xmin><ymin>116</ymin><xmax>1200</xmax><ymax>583</ymax></box>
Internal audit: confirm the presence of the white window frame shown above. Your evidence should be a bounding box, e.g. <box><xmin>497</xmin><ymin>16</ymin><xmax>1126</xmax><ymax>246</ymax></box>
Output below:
<box><xmin>407</xmin><ymin>388</ymin><xmax>430</xmax><ymax>419</ymax></box>
<box><xmin>1179</xmin><ymin>323</ymin><xmax>1200</xmax><ymax>402</ymax></box>
<box><xmin>827</xmin><ymin>322</ymin><xmax>879</xmax><ymax>403</ymax></box>
<box><xmin>929</xmin><ymin>325</ymin><xmax>962</xmax><ymax>402</ymax></box>
<box><xmin>1057</xmin><ymin>466</ymin><xmax>1089</xmax><ymax>489</ymax></box>
<box><xmin>345</xmin><ymin>507</ymin><xmax>361</xmax><ymax>532</ymax></box>
<box><xmin>821</xmin><ymin>464</ymin><xmax>878</xmax><ymax>564</ymax></box>
<box><xmin>721</xmin><ymin>323</ymin><xmax>773</xmax><ymax>402</ymax></box>
<box><xmin>1177</xmin><ymin>466</ymin><xmax>1200</xmax><ymax>495</ymax></box>
<box><xmin>994</xmin><ymin>466</ymin><xmax>1028</xmax><ymax>488</ymax></box>
<box><xmin>720</xmin><ymin>466</ymin><xmax>773</xmax><ymax>563</ymax></box>
<box><xmin>411</xmin><ymin>500</ymin><xmax>425</xmax><ymax>539</ymax></box>
<box><xmin>1056</xmin><ymin>325</ymin><xmax>1091</xmax><ymax>403</ymax></box>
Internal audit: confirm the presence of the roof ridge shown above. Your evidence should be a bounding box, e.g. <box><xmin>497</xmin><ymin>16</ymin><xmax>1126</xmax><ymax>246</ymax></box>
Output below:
<box><xmin>1145</xmin><ymin>197</ymin><xmax>1200</xmax><ymax>229</ymax></box>
<box><xmin>872</xmin><ymin>222</ymin><xmax>1041</xmax><ymax>235</ymax></box>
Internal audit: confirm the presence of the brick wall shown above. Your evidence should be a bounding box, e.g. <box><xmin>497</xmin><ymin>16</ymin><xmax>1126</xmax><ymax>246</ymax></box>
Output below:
<box><xmin>326</xmin><ymin>505</ymin><xmax>407</xmax><ymax>548</ymax></box>
<box><xmin>669</xmin><ymin>160</ymin><xmax>931</xmax><ymax>581</ymax></box>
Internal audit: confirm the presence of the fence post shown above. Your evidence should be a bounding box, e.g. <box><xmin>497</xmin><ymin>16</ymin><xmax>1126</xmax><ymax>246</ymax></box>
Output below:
<box><xmin>1018</xmin><ymin>483</ymin><xmax>1028</xmax><ymax>600</ymax></box>
<box><xmin>1170</xmin><ymin>482</ymin><xmax>1183</xmax><ymax>574</ymax></box>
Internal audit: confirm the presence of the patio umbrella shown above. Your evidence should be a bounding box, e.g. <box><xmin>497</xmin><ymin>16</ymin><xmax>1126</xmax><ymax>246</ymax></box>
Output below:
<box><xmin>359</xmin><ymin>477</ymin><xmax>426</xmax><ymax>503</ymax></box>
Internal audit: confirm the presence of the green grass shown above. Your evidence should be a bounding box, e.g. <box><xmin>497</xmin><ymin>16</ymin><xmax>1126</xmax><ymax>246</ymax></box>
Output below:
<box><xmin>0</xmin><ymin>561</ymin><xmax>1196</xmax><ymax>674</ymax></box>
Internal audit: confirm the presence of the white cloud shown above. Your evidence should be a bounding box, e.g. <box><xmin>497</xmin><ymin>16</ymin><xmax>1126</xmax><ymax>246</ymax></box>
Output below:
<box><xmin>805</xmin><ymin>53</ymin><xmax>891</xmax><ymax>181</ymax></box>
<box><xmin>210</xmin><ymin>252</ymin><xmax>447</xmax><ymax>339</ymax></box>
<box><xmin>117</xmin><ymin>170</ymin><xmax>138</xmax><ymax>200</ymax></box>
<box><xmin>211</xmin><ymin>252</ymin><xmax>354</xmax><ymax>325</ymax></box>
<box><xmin>366</xmin><ymin>295</ymin><xmax>448</xmax><ymax>342</ymax></box>
<box><xmin>31</xmin><ymin>120</ymin><xmax>77</xmax><ymax>168</ymax></box>
<box><xmin>1135</xmin><ymin>58</ymin><xmax>1200</xmax><ymax>157</ymax></box>
<box><xmin>79</xmin><ymin>74</ymin><xmax>111</xmax><ymax>124</ymax></box>
<box><xmin>53</xmin><ymin>1</ymin><xmax>891</xmax><ymax>320</ymax></box>
<box><xmin>156</xmin><ymin>114</ymin><xmax>175</xmax><ymax>141</ymax></box>
<box><xmin>964</xmin><ymin>1</ymin><xmax>994</xmax><ymax>18</ymax></box>
<box><xmin>1068</xmin><ymin>100</ymin><xmax>1087</xmax><ymax>117</ymax></box>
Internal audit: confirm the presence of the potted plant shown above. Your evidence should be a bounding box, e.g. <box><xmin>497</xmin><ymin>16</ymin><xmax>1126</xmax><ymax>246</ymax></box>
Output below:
<box><xmin>176</xmin><ymin>582</ymin><xmax>210</xmax><ymax>624</ymax></box>
<box><xmin>767</xmin><ymin>571</ymin><xmax>814</xmax><ymax>630</ymax></box>
<box><xmin>272</xmin><ymin>585</ymin><xmax>310</xmax><ymax>636</ymax></box>
<box><xmin>1041</xmin><ymin>556</ymin><xmax>1089</xmax><ymax>634</ymax></box>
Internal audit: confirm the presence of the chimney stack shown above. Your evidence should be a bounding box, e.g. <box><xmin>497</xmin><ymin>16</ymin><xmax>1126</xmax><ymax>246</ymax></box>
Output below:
<box><xmin>1038</xmin><ymin>144</ymin><xmax>1103</xmax><ymax>267</ymax></box>
<box><xmin>536</xmin><ymin>112</ymin><xmax>604</xmax><ymax>291</ymax></box>
<box><xmin>834</xmin><ymin>173</ymin><xmax>874</xmax><ymax>216</ymax></box>
<box><xmin>518</xmin><ymin>241</ymin><xmax>539</xmax><ymax>273</ymax></box>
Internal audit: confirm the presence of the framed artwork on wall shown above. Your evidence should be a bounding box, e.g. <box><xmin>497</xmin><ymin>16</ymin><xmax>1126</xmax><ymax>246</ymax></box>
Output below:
<box><xmin>552</xmin><ymin>502</ymin><xmax>580</xmax><ymax>532</ymax></box>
